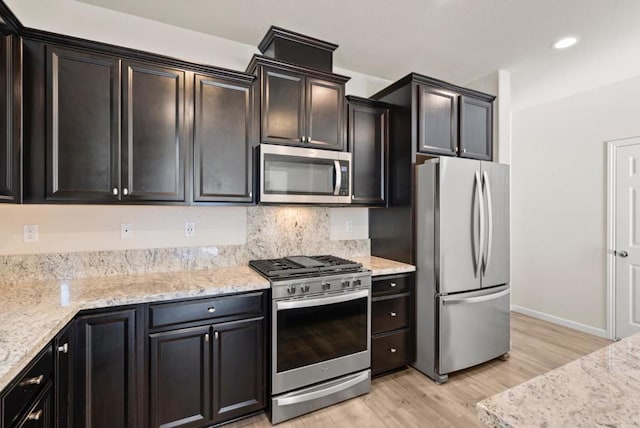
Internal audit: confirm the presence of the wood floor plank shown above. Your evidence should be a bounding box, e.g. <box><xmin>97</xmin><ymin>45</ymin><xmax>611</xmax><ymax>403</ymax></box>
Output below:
<box><xmin>229</xmin><ymin>312</ymin><xmax>611</xmax><ymax>428</ymax></box>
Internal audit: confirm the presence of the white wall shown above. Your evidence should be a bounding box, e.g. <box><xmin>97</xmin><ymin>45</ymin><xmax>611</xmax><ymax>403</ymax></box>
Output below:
<box><xmin>0</xmin><ymin>0</ymin><xmax>391</xmax><ymax>256</ymax></box>
<box><xmin>511</xmin><ymin>74</ymin><xmax>640</xmax><ymax>332</ymax></box>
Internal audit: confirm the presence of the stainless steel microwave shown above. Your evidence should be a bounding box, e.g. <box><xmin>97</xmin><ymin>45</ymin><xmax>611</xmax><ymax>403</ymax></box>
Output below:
<box><xmin>259</xmin><ymin>144</ymin><xmax>351</xmax><ymax>204</ymax></box>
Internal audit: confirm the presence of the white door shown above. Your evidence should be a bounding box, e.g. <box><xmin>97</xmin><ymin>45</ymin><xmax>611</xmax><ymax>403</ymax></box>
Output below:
<box><xmin>615</xmin><ymin>140</ymin><xmax>640</xmax><ymax>338</ymax></box>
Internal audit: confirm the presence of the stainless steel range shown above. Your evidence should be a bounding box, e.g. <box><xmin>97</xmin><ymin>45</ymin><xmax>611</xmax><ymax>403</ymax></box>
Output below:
<box><xmin>249</xmin><ymin>255</ymin><xmax>372</xmax><ymax>424</ymax></box>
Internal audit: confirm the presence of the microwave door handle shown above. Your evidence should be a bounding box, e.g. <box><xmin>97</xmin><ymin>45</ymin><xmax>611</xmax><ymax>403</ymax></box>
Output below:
<box><xmin>333</xmin><ymin>160</ymin><xmax>341</xmax><ymax>196</ymax></box>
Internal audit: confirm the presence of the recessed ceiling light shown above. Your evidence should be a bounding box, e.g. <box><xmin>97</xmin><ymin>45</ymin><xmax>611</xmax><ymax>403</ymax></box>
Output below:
<box><xmin>553</xmin><ymin>36</ymin><xmax>580</xmax><ymax>50</ymax></box>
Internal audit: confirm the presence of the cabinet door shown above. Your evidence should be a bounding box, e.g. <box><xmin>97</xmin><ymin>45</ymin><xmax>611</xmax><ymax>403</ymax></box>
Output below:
<box><xmin>417</xmin><ymin>84</ymin><xmax>457</xmax><ymax>156</ymax></box>
<box><xmin>74</xmin><ymin>309</ymin><xmax>137</xmax><ymax>428</ymax></box>
<box><xmin>54</xmin><ymin>323</ymin><xmax>74</xmax><ymax>428</ymax></box>
<box><xmin>193</xmin><ymin>74</ymin><xmax>253</xmax><ymax>203</ymax></box>
<box><xmin>149</xmin><ymin>326</ymin><xmax>212</xmax><ymax>428</ymax></box>
<box><xmin>306</xmin><ymin>77</ymin><xmax>344</xmax><ymax>150</ymax></box>
<box><xmin>348</xmin><ymin>102</ymin><xmax>387</xmax><ymax>205</ymax></box>
<box><xmin>261</xmin><ymin>67</ymin><xmax>305</xmax><ymax>145</ymax></box>
<box><xmin>212</xmin><ymin>318</ymin><xmax>265</xmax><ymax>424</ymax></box>
<box><xmin>459</xmin><ymin>96</ymin><xmax>492</xmax><ymax>160</ymax></box>
<box><xmin>122</xmin><ymin>61</ymin><xmax>185</xmax><ymax>201</ymax></box>
<box><xmin>0</xmin><ymin>34</ymin><xmax>19</xmax><ymax>202</ymax></box>
<box><xmin>45</xmin><ymin>45</ymin><xmax>121</xmax><ymax>201</ymax></box>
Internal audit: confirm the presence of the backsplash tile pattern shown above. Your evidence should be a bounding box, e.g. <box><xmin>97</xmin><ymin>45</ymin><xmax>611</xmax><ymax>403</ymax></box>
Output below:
<box><xmin>0</xmin><ymin>207</ymin><xmax>370</xmax><ymax>284</ymax></box>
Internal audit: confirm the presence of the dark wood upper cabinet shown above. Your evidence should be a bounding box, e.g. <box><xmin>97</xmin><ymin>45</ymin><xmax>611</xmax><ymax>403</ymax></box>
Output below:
<box><xmin>193</xmin><ymin>73</ymin><xmax>254</xmax><ymax>203</ymax></box>
<box><xmin>0</xmin><ymin>34</ymin><xmax>20</xmax><ymax>203</ymax></box>
<box><xmin>347</xmin><ymin>96</ymin><xmax>388</xmax><ymax>206</ymax></box>
<box><xmin>306</xmin><ymin>77</ymin><xmax>344</xmax><ymax>150</ymax></box>
<box><xmin>122</xmin><ymin>61</ymin><xmax>185</xmax><ymax>202</ymax></box>
<box><xmin>149</xmin><ymin>326</ymin><xmax>212</xmax><ymax>428</ymax></box>
<box><xmin>261</xmin><ymin>67</ymin><xmax>305</xmax><ymax>146</ymax></box>
<box><xmin>417</xmin><ymin>84</ymin><xmax>458</xmax><ymax>156</ymax></box>
<box><xmin>212</xmin><ymin>317</ymin><xmax>265</xmax><ymax>424</ymax></box>
<box><xmin>250</xmin><ymin>56</ymin><xmax>348</xmax><ymax>151</ymax></box>
<box><xmin>459</xmin><ymin>95</ymin><xmax>492</xmax><ymax>160</ymax></box>
<box><xmin>45</xmin><ymin>45</ymin><xmax>120</xmax><ymax>202</ymax></box>
<box><xmin>74</xmin><ymin>309</ymin><xmax>138</xmax><ymax>428</ymax></box>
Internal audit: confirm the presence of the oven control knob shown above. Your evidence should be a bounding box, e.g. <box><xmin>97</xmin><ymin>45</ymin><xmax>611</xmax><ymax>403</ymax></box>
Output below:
<box><xmin>303</xmin><ymin>284</ymin><xmax>310</xmax><ymax>292</ymax></box>
<box><xmin>287</xmin><ymin>285</ymin><xmax>297</xmax><ymax>294</ymax></box>
<box><xmin>353</xmin><ymin>279</ymin><xmax>362</xmax><ymax>286</ymax></box>
<box><xmin>322</xmin><ymin>282</ymin><xmax>331</xmax><ymax>290</ymax></box>
<box><xmin>342</xmin><ymin>280</ymin><xmax>351</xmax><ymax>288</ymax></box>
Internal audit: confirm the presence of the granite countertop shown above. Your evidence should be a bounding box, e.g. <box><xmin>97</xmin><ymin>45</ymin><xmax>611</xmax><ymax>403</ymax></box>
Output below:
<box><xmin>477</xmin><ymin>333</ymin><xmax>640</xmax><ymax>427</ymax></box>
<box><xmin>0</xmin><ymin>256</ymin><xmax>415</xmax><ymax>393</ymax></box>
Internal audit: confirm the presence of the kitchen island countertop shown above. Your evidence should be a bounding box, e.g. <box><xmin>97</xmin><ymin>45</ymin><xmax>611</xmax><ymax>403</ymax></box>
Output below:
<box><xmin>477</xmin><ymin>332</ymin><xmax>634</xmax><ymax>427</ymax></box>
<box><xmin>0</xmin><ymin>255</ymin><xmax>415</xmax><ymax>393</ymax></box>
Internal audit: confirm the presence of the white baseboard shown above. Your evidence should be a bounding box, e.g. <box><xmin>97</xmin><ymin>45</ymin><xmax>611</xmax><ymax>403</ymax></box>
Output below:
<box><xmin>510</xmin><ymin>305</ymin><xmax>608</xmax><ymax>339</ymax></box>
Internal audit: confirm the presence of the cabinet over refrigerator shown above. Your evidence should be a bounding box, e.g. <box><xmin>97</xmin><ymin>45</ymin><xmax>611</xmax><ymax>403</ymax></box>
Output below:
<box><xmin>413</xmin><ymin>157</ymin><xmax>510</xmax><ymax>383</ymax></box>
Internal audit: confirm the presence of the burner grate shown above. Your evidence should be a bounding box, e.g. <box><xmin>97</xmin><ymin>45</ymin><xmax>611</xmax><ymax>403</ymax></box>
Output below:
<box><xmin>249</xmin><ymin>255</ymin><xmax>363</xmax><ymax>279</ymax></box>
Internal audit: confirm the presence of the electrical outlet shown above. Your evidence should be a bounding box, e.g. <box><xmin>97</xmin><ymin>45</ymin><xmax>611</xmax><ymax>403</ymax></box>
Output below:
<box><xmin>121</xmin><ymin>223</ymin><xmax>133</xmax><ymax>240</ymax></box>
<box><xmin>23</xmin><ymin>224</ymin><xmax>39</xmax><ymax>242</ymax></box>
<box><xmin>185</xmin><ymin>221</ymin><xmax>195</xmax><ymax>237</ymax></box>
<box><xmin>345</xmin><ymin>220</ymin><xmax>354</xmax><ymax>233</ymax></box>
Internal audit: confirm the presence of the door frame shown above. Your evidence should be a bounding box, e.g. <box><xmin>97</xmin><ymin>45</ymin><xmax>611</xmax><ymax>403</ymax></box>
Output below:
<box><xmin>606</xmin><ymin>136</ymin><xmax>640</xmax><ymax>340</ymax></box>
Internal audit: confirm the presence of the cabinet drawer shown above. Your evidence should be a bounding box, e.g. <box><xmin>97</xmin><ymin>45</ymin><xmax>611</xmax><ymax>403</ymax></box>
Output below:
<box><xmin>372</xmin><ymin>330</ymin><xmax>410</xmax><ymax>376</ymax></box>
<box><xmin>16</xmin><ymin>383</ymin><xmax>52</xmax><ymax>428</ymax></box>
<box><xmin>3</xmin><ymin>345</ymin><xmax>53</xmax><ymax>428</ymax></box>
<box><xmin>372</xmin><ymin>274</ymin><xmax>411</xmax><ymax>296</ymax></box>
<box><xmin>149</xmin><ymin>292</ymin><xmax>264</xmax><ymax>328</ymax></box>
<box><xmin>372</xmin><ymin>296</ymin><xmax>409</xmax><ymax>334</ymax></box>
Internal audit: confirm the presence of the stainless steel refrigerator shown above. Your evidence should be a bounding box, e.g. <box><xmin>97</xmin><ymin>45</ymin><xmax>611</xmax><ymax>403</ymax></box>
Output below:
<box><xmin>413</xmin><ymin>157</ymin><xmax>510</xmax><ymax>383</ymax></box>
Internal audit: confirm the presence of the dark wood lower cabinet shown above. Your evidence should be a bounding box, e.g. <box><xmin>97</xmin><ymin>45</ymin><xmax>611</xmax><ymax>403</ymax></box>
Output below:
<box><xmin>149</xmin><ymin>326</ymin><xmax>212</xmax><ymax>428</ymax></box>
<box><xmin>74</xmin><ymin>309</ymin><xmax>139</xmax><ymax>428</ymax></box>
<box><xmin>54</xmin><ymin>323</ymin><xmax>73</xmax><ymax>428</ymax></box>
<box><xmin>212</xmin><ymin>318</ymin><xmax>265</xmax><ymax>424</ymax></box>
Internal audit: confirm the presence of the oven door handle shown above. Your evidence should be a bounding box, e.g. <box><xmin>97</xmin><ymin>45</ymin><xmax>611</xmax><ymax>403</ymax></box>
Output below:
<box><xmin>276</xmin><ymin>289</ymin><xmax>369</xmax><ymax>311</ymax></box>
<box><xmin>333</xmin><ymin>160</ymin><xmax>342</xmax><ymax>196</ymax></box>
<box><xmin>275</xmin><ymin>370</ymin><xmax>370</xmax><ymax>407</ymax></box>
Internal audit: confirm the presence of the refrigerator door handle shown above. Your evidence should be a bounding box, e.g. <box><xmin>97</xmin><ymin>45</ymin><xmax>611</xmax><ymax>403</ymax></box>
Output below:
<box><xmin>474</xmin><ymin>171</ymin><xmax>485</xmax><ymax>277</ymax></box>
<box><xmin>483</xmin><ymin>170</ymin><xmax>493</xmax><ymax>275</ymax></box>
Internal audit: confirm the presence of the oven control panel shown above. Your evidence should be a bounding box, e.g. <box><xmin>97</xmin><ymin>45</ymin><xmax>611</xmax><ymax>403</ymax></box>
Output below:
<box><xmin>272</xmin><ymin>271</ymin><xmax>372</xmax><ymax>299</ymax></box>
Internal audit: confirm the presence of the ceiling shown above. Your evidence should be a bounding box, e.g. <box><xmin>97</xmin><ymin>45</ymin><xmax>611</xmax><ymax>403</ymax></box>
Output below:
<box><xmin>20</xmin><ymin>1</ymin><xmax>640</xmax><ymax>109</ymax></box>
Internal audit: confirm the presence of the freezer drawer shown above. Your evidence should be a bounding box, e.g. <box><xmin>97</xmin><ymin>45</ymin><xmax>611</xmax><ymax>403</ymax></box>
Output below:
<box><xmin>438</xmin><ymin>285</ymin><xmax>510</xmax><ymax>374</ymax></box>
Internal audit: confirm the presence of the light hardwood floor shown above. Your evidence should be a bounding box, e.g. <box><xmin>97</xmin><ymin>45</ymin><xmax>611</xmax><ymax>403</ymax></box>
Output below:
<box><xmin>230</xmin><ymin>312</ymin><xmax>611</xmax><ymax>428</ymax></box>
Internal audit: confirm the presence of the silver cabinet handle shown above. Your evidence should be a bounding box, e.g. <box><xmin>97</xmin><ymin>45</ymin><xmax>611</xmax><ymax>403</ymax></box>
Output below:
<box><xmin>390</xmin><ymin>348</ymin><xmax>397</xmax><ymax>353</ymax></box>
<box><xmin>249</xmin><ymin>191</ymin><xmax>253</xmax><ymax>198</ymax></box>
<box><xmin>27</xmin><ymin>409</ymin><xmax>43</xmax><ymax>421</ymax></box>
<box><xmin>300</xmin><ymin>136</ymin><xmax>306</xmax><ymax>143</ymax></box>
<box><xmin>204</xmin><ymin>333</ymin><xmax>209</xmax><ymax>342</ymax></box>
<box><xmin>20</xmin><ymin>375</ymin><xmax>44</xmax><ymax>386</ymax></box>
<box><xmin>618</xmin><ymin>251</ymin><xmax>629</xmax><ymax>258</ymax></box>
<box><xmin>389</xmin><ymin>282</ymin><xmax>397</xmax><ymax>288</ymax></box>
<box><xmin>57</xmin><ymin>343</ymin><xmax>68</xmax><ymax>354</ymax></box>
<box><xmin>307</xmin><ymin>136</ymin><xmax>312</xmax><ymax>143</ymax></box>
<box><xmin>112</xmin><ymin>188</ymin><xmax>118</xmax><ymax>196</ymax></box>
<box><xmin>207</xmin><ymin>307</ymin><xmax>215</xmax><ymax>313</ymax></box>
<box><xmin>123</xmin><ymin>188</ymin><xmax>129</xmax><ymax>196</ymax></box>
<box><xmin>483</xmin><ymin>170</ymin><xmax>493</xmax><ymax>275</ymax></box>
<box><xmin>474</xmin><ymin>171</ymin><xmax>485</xmax><ymax>278</ymax></box>
<box><xmin>390</xmin><ymin>312</ymin><xmax>397</xmax><ymax>317</ymax></box>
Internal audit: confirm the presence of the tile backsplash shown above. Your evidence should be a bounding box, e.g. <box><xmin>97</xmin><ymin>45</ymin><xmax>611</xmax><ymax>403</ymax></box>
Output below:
<box><xmin>0</xmin><ymin>206</ymin><xmax>370</xmax><ymax>284</ymax></box>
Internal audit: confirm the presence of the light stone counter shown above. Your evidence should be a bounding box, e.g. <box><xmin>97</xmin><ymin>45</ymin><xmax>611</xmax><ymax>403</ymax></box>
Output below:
<box><xmin>353</xmin><ymin>256</ymin><xmax>415</xmax><ymax>276</ymax></box>
<box><xmin>0</xmin><ymin>266</ymin><xmax>269</xmax><ymax>393</ymax></box>
<box><xmin>477</xmin><ymin>333</ymin><xmax>640</xmax><ymax>427</ymax></box>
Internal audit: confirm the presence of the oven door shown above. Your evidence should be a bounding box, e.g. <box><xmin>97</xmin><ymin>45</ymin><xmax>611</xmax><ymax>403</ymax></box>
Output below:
<box><xmin>272</xmin><ymin>289</ymin><xmax>371</xmax><ymax>395</ymax></box>
<box><xmin>260</xmin><ymin>144</ymin><xmax>351</xmax><ymax>204</ymax></box>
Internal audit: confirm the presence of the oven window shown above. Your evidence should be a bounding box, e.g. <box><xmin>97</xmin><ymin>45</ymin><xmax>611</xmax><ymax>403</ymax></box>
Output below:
<box><xmin>264</xmin><ymin>154</ymin><xmax>335</xmax><ymax>195</ymax></box>
<box><xmin>277</xmin><ymin>295</ymin><xmax>368</xmax><ymax>373</ymax></box>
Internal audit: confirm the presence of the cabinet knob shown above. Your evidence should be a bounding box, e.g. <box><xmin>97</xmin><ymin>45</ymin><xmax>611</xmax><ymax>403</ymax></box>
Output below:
<box><xmin>300</xmin><ymin>136</ymin><xmax>306</xmax><ymax>143</ymax></box>
<box><xmin>249</xmin><ymin>191</ymin><xmax>253</xmax><ymax>198</ymax></box>
<box><xmin>20</xmin><ymin>375</ymin><xmax>44</xmax><ymax>387</ymax></box>
<box><xmin>57</xmin><ymin>343</ymin><xmax>68</xmax><ymax>354</ymax></box>
<box><xmin>204</xmin><ymin>333</ymin><xmax>209</xmax><ymax>342</ymax></box>
<box><xmin>123</xmin><ymin>188</ymin><xmax>129</xmax><ymax>196</ymax></box>
<box><xmin>112</xmin><ymin>188</ymin><xmax>118</xmax><ymax>196</ymax></box>
<box><xmin>463</xmin><ymin>148</ymin><xmax>467</xmax><ymax>153</ymax></box>
<box><xmin>390</xmin><ymin>348</ymin><xmax>397</xmax><ymax>353</ymax></box>
<box><xmin>390</xmin><ymin>282</ymin><xmax>397</xmax><ymax>288</ymax></box>
<box><xmin>307</xmin><ymin>136</ymin><xmax>312</xmax><ymax>143</ymax></box>
<box><xmin>207</xmin><ymin>307</ymin><xmax>216</xmax><ymax>313</ymax></box>
<box><xmin>26</xmin><ymin>409</ymin><xmax>43</xmax><ymax>421</ymax></box>
<box><xmin>214</xmin><ymin>331</ymin><xmax>219</xmax><ymax>340</ymax></box>
<box><xmin>390</xmin><ymin>312</ymin><xmax>397</xmax><ymax>317</ymax></box>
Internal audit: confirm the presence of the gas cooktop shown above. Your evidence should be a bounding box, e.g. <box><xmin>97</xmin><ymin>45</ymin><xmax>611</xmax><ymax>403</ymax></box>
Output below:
<box><xmin>249</xmin><ymin>255</ymin><xmax>363</xmax><ymax>279</ymax></box>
